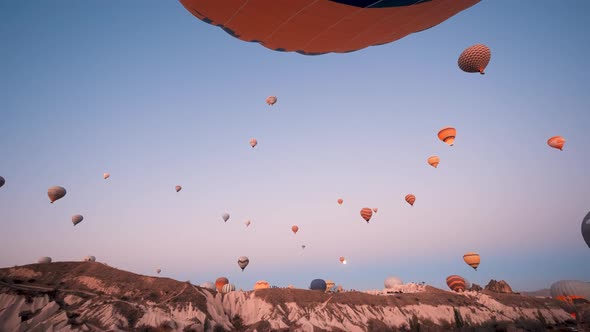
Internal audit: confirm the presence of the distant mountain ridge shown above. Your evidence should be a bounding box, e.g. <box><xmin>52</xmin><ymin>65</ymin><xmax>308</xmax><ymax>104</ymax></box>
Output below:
<box><xmin>0</xmin><ymin>262</ymin><xmax>580</xmax><ymax>331</ymax></box>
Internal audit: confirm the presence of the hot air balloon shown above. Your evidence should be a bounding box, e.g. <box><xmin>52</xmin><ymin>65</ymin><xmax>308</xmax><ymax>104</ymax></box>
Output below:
<box><xmin>337</xmin><ymin>198</ymin><xmax>343</xmax><ymax>205</ymax></box>
<box><xmin>405</xmin><ymin>194</ymin><xmax>416</xmax><ymax>206</ymax></box>
<box><xmin>373</xmin><ymin>208</ymin><xmax>378</xmax><ymax>213</ymax></box>
<box><xmin>71</xmin><ymin>214</ymin><xmax>84</xmax><ymax>226</ymax></box>
<box><xmin>250</xmin><ymin>138</ymin><xmax>258</xmax><ymax>148</ymax></box>
<box><xmin>301</xmin><ymin>245</ymin><xmax>306</xmax><ymax>250</ymax></box>
<box><xmin>339</xmin><ymin>256</ymin><xmax>346</xmax><ymax>264</ymax></box>
<box><xmin>245</xmin><ymin>220</ymin><xmax>251</xmax><ymax>227</ymax></box>
<box><xmin>266</xmin><ymin>96</ymin><xmax>277</xmax><ymax>106</ymax></box>
<box><xmin>103</xmin><ymin>173</ymin><xmax>110</xmax><ymax>180</ymax></box>
<box><xmin>83</xmin><ymin>255</ymin><xmax>96</xmax><ymax>262</ymax></box>
<box><xmin>215</xmin><ymin>277</ymin><xmax>229</xmax><ymax>292</ymax></box>
<box><xmin>428</xmin><ymin>156</ymin><xmax>440</xmax><ymax>168</ymax></box>
<box><xmin>326</xmin><ymin>280</ymin><xmax>335</xmax><ymax>291</ymax></box>
<box><xmin>179</xmin><ymin>0</ymin><xmax>480</xmax><ymax>55</ymax></box>
<box><xmin>156</xmin><ymin>268</ymin><xmax>161</xmax><ymax>274</ymax></box>
<box><xmin>458</xmin><ymin>44</ymin><xmax>491</xmax><ymax>74</ymax></box>
<box><xmin>200</xmin><ymin>282</ymin><xmax>216</xmax><ymax>290</ymax></box>
<box><xmin>291</xmin><ymin>225</ymin><xmax>299</xmax><ymax>234</ymax></box>
<box><xmin>222</xmin><ymin>283</ymin><xmax>236</xmax><ymax>293</ymax></box>
<box><xmin>547</xmin><ymin>136</ymin><xmax>566</xmax><ymax>151</ymax></box>
<box><xmin>48</xmin><ymin>186</ymin><xmax>66</xmax><ymax>204</ymax></box>
<box><xmin>238</xmin><ymin>256</ymin><xmax>249</xmax><ymax>272</ymax></box>
<box><xmin>310</xmin><ymin>279</ymin><xmax>327</xmax><ymax>291</ymax></box>
<box><xmin>222</xmin><ymin>213</ymin><xmax>230</xmax><ymax>222</ymax></box>
<box><xmin>37</xmin><ymin>257</ymin><xmax>52</xmax><ymax>264</ymax></box>
<box><xmin>438</xmin><ymin>127</ymin><xmax>456</xmax><ymax>146</ymax></box>
<box><xmin>582</xmin><ymin>211</ymin><xmax>590</xmax><ymax>248</ymax></box>
<box><xmin>384</xmin><ymin>277</ymin><xmax>403</xmax><ymax>289</ymax></box>
<box><xmin>463</xmin><ymin>252</ymin><xmax>480</xmax><ymax>270</ymax></box>
<box><xmin>550</xmin><ymin>280</ymin><xmax>590</xmax><ymax>302</ymax></box>
<box><xmin>446</xmin><ymin>275</ymin><xmax>466</xmax><ymax>292</ymax></box>
<box><xmin>254</xmin><ymin>280</ymin><xmax>270</xmax><ymax>290</ymax></box>
<box><xmin>360</xmin><ymin>208</ymin><xmax>373</xmax><ymax>223</ymax></box>
<box><xmin>175</xmin><ymin>185</ymin><xmax>182</xmax><ymax>192</ymax></box>
<box><xmin>0</xmin><ymin>176</ymin><xmax>5</xmax><ymax>188</ymax></box>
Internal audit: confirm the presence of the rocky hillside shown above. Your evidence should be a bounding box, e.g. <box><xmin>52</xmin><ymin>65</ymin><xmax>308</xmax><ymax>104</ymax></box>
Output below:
<box><xmin>0</xmin><ymin>262</ymin><xmax>582</xmax><ymax>331</ymax></box>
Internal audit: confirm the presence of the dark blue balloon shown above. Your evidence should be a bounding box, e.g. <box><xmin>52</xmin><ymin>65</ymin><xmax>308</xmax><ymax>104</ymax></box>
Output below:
<box><xmin>310</xmin><ymin>279</ymin><xmax>327</xmax><ymax>291</ymax></box>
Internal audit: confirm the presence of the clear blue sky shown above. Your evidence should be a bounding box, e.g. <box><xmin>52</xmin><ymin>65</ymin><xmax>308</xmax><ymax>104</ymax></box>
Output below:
<box><xmin>1</xmin><ymin>1</ymin><xmax>589</xmax><ymax>292</ymax></box>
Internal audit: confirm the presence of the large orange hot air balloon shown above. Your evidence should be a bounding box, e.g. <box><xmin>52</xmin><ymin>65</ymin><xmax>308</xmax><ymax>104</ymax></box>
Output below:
<box><xmin>458</xmin><ymin>44</ymin><xmax>491</xmax><ymax>74</ymax></box>
<box><xmin>427</xmin><ymin>156</ymin><xmax>440</xmax><ymax>168</ymax></box>
<box><xmin>438</xmin><ymin>127</ymin><xmax>456</xmax><ymax>146</ymax></box>
<box><xmin>463</xmin><ymin>252</ymin><xmax>480</xmax><ymax>270</ymax></box>
<box><xmin>547</xmin><ymin>136</ymin><xmax>566</xmax><ymax>151</ymax></box>
<box><xmin>446</xmin><ymin>275</ymin><xmax>466</xmax><ymax>292</ymax></box>
<box><xmin>215</xmin><ymin>277</ymin><xmax>229</xmax><ymax>292</ymax></box>
<box><xmin>291</xmin><ymin>225</ymin><xmax>299</xmax><ymax>234</ymax></box>
<box><xmin>405</xmin><ymin>194</ymin><xmax>416</xmax><ymax>206</ymax></box>
<box><xmin>266</xmin><ymin>96</ymin><xmax>277</xmax><ymax>106</ymax></box>
<box><xmin>360</xmin><ymin>208</ymin><xmax>372</xmax><ymax>223</ymax></box>
<box><xmin>337</xmin><ymin>198</ymin><xmax>343</xmax><ymax>205</ymax></box>
<box><xmin>179</xmin><ymin>0</ymin><xmax>480</xmax><ymax>55</ymax></box>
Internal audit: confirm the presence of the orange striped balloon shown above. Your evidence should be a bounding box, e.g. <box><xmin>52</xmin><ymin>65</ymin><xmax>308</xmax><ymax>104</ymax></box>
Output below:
<box><xmin>458</xmin><ymin>44</ymin><xmax>491</xmax><ymax>75</ymax></box>
<box><xmin>337</xmin><ymin>198</ymin><xmax>343</xmax><ymax>205</ymax></box>
<box><xmin>291</xmin><ymin>225</ymin><xmax>299</xmax><ymax>234</ymax></box>
<box><xmin>446</xmin><ymin>275</ymin><xmax>466</xmax><ymax>292</ymax></box>
<box><xmin>427</xmin><ymin>156</ymin><xmax>440</xmax><ymax>168</ymax></box>
<box><xmin>405</xmin><ymin>194</ymin><xmax>416</xmax><ymax>206</ymax></box>
<box><xmin>463</xmin><ymin>252</ymin><xmax>480</xmax><ymax>270</ymax></box>
<box><xmin>547</xmin><ymin>136</ymin><xmax>565</xmax><ymax>151</ymax></box>
<box><xmin>360</xmin><ymin>208</ymin><xmax>373</xmax><ymax>223</ymax></box>
<box><xmin>438</xmin><ymin>127</ymin><xmax>456</xmax><ymax>146</ymax></box>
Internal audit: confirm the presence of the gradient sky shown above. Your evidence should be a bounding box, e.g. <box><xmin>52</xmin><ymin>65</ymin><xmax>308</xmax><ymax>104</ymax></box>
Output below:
<box><xmin>1</xmin><ymin>1</ymin><xmax>589</xmax><ymax>292</ymax></box>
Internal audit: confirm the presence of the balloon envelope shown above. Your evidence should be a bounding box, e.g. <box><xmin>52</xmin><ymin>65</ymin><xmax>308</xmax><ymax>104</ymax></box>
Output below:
<box><xmin>427</xmin><ymin>156</ymin><xmax>440</xmax><ymax>168</ymax></box>
<box><xmin>463</xmin><ymin>252</ymin><xmax>480</xmax><ymax>270</ymax></box>
<box><xmin>438</xmin><ymin>127</ymin><xmax>456</xmax><ymax>146</ymax></box>
<box><xmin>37</xmin><ymin>257</ymin><xmax>52</xmax><ymax>264</ymax></box>
<box><xmin>222</xmin><ymin>213</ymin><xmax>230</xmax><ymax>222</ymax></box>
<box><xmin>310</xmin><ymin>279</ymin><xmax>327</xmax><ymax>291</ymax></box>
<box><xmin>0</xmin><ymin>176</ymin><xmax>5</xmax><ymax>188</ymax></box>
<box><xmin>222</xmin><ymin>283</ymin><xmax>236</xmax><ymax>293</ymax></box>
<box><xmin>254</xmin><ymin>280</ymin><xmax>270</xmax><ymax>290</ymax></box>
<box><xmin>291</xmin><ymin>225</ymin><xmax>299</xmax><ymax>234</ymax></box>
<box><xmin>547</xmin><ymin>136</ymin><xmax>566</xmax><ymax>151</ymax></box>
<box><xmin>266</xmin><ymin>96</ymin><xmax>277</xmax><ymax>105</ymax></box>
<box><xmin>458</xmin><ymin>44</ymin><xmax>491</xmax><ymax>74</ymax></box>
<box><xmin>238</xmin><ymin>256</ymin><xmax>250</xmax><ymax>271</ymax></box>
<box><xmin>156</xmin><ymin>268</ymin><xmax>161</xmax><ymax>274</ymax></box>
<box><xmin>337</xmin><ymin>198</ymin><xmax>343</xmax><ymax>205</ymax></box>
<box><xmin>250</xmin><ymin>138</ymin><xmax>258</xmax><ymax>148</ymax></box>
<box><xmin>179</xmin><ymin>0</ymin><xmax>480</xmax><ymax>55</ymax></box>
<box><xmin>446</xmin><ymin>275</ymin><xmax>466</xmax><ymax>292</ymax></box>
<box><xmin>83</xmin><ymin>255</ymin><xmax>96</xmax><ymax>262</ymax></box>
<box><xmin>48</xmin><ymin>186</ymin><xmax>66</xmax><ymax>203</ymax></box>
<box><xmin>71</xmin><ymin>214</ymin><xmax>84</xmax><ymax>226</ymax></box>
<box><xmin>103</xmin><ymin>173</ymin><xmax>110</xmax><ymax>180</ymax></box>
<box><xmin>550</xmin><ymin>280</ymin><xmax>590</xmax><ymax>302</ymax></box>
<box><xmin>360</xmin><ymin>208</ymin><xmax>373</xmax><ymax>223</ymax></box>
<box><xmin>384</xmin><ymin>277</ymin><xmax>403</xmax><ymax>289</ymax></box>
<box><xmin>245</xmin><ymin>220</ymin><xmax>251</xmax><ymax>227</ymax></box>
<box><xmin>175</xmin><ymin>185</ymin><xmax>182</xmax><ymax>192</ymax></box>
<box><xmin>582</xmin><ymin>211</ymin><xmax>590</xmax><ymax>248</ymax></box>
